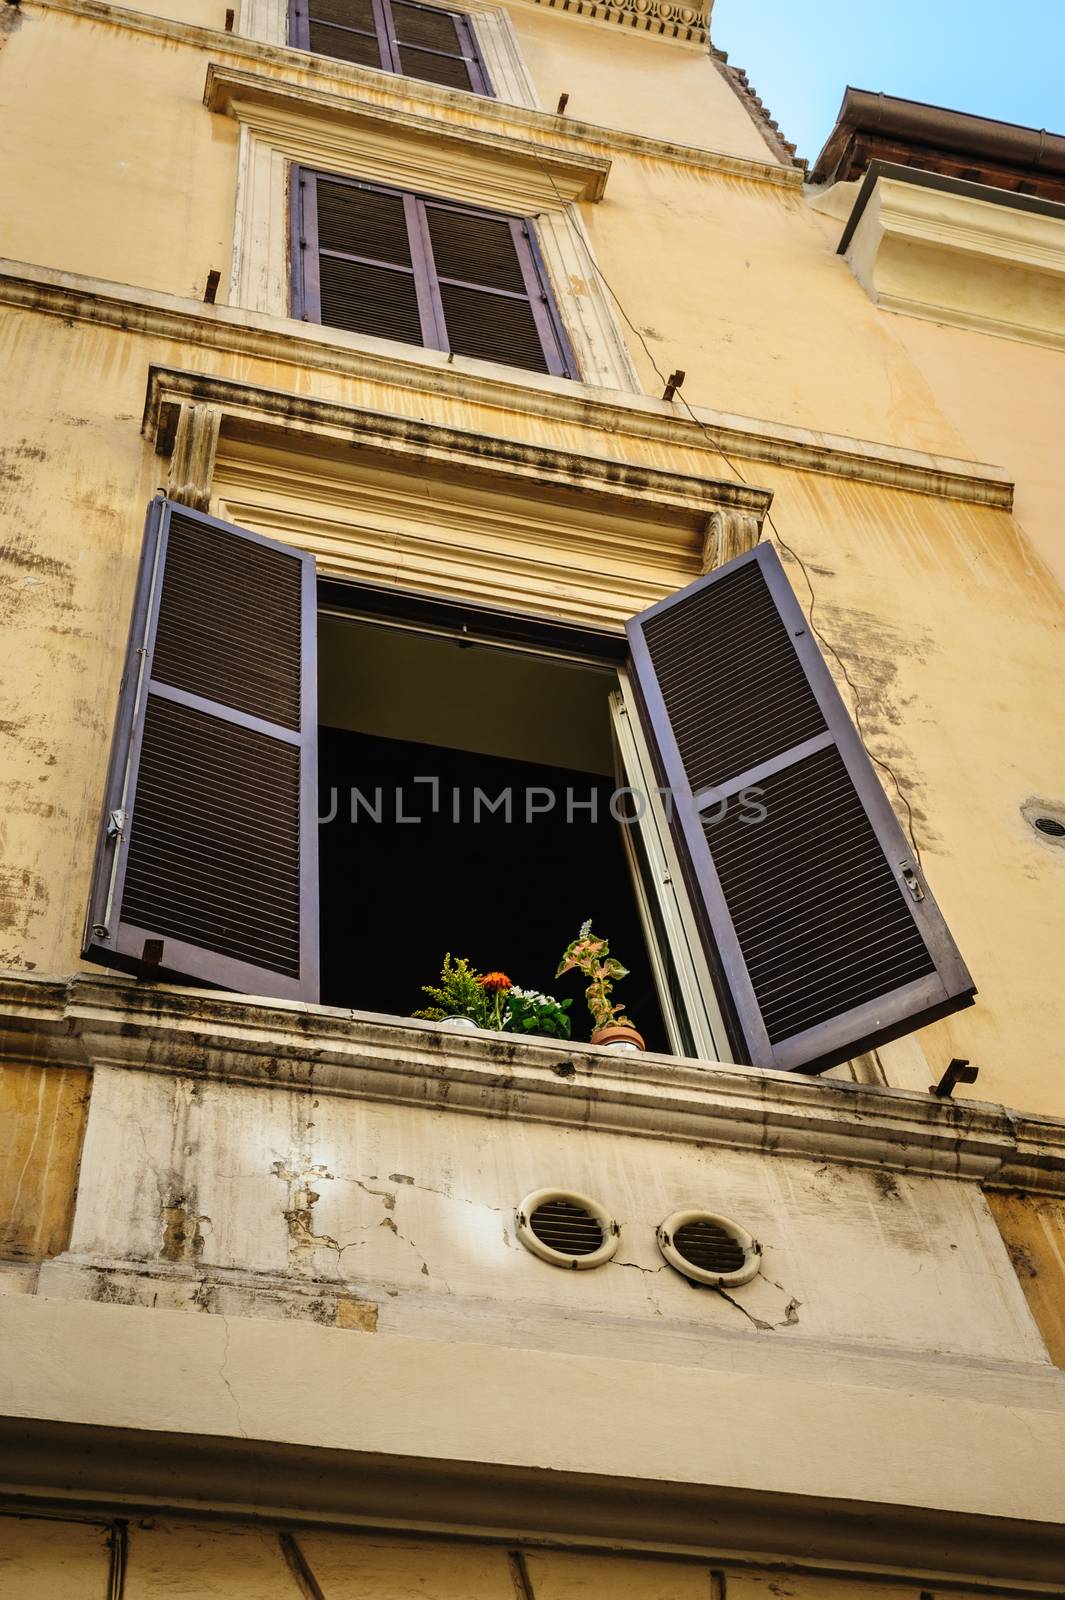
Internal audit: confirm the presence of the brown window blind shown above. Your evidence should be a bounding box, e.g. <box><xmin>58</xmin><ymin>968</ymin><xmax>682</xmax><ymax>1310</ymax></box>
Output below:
<box><xmin>626</xmin><ymin>542</ymin><xmax>975</xmax><ymax>1074</ymax></box>
<box><xmin>83</xmin><ymin>499</ymin><xmax>320</xmax><ymax>1002</ymax></box>
<box><xmin>293</xmin><ymin>170</ymin><xmax>576</xmax><ymax>378</ymax></box>
<box><xmin>291</xmin><ymin>0</ymin><xmax>493</xmax><ymax>95</ymax></box>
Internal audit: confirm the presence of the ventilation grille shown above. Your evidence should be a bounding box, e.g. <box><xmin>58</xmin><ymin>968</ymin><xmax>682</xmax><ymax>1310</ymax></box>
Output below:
<box><xmin>708</xmin><ymin>744</ymin><xmax>935</xmax><ymax>1043</ymax></box>
<box><xmin>123</xmin><ymin>698</ymin><xmax>302</xmax><ymax>977</ymax></box>
<box><xmin>642</xmin><ymin>560</ymin><xmax>827</xmax><ymax>793</ymax></box>
<box><xmin>672</xmin><ymin>1219</ymin><xmax>747</xmax><ymax>1276</ymax></box>
<box><xmin>153</xmin><ymin>514</ymin><xmax>303</xmax><ymax>730</ymax></box>
<box><xmin>529</xmin><ymin>1199</ymin><xmax>604</xmax><ymax>1258</ymax></box>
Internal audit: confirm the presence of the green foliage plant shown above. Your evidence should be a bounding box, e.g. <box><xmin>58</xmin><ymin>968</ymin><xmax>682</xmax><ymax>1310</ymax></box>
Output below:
<box><xmin>412</xmin><ymin>953</ymin><xmax>491</xmax><ymax>1027</ymax></box>
<box><xmin>556</xmin><ymin>919</ymin><xmax>633</xmax><ymax>1034</ymax></box>
<box><xmin>504</xmin><ymin>987</ymin><xmax>572</xmax><ymax>1040</ymax></box>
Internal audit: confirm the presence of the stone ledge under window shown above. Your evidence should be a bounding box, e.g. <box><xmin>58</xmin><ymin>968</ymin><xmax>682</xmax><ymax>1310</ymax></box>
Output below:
<box><xmin>3</xmin><ymin>971</ymin><xmax>1064</xmax><ymax>1192</ymax></box>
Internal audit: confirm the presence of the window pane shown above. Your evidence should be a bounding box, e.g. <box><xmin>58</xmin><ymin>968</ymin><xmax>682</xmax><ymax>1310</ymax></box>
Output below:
<box><xmin>390</xmin><ymin>1</ymin><xmax>464</xmax><ymax>52</ymax></box>
<box><xmin>316</xmin><ymin>182</ymin><xmax>413</xmax><ymax>267</ymax></box>
<box><xmin>438</xmin><ymin>282</ymin><xmax>549</xmax><ymax>372</ymax></box>
<box><xmin>319</xmin><ymin>255</ymin><xmax>425</xmax><ymax>344</ymax></box>
<box><xmin>308</xmin><ymin>20</ymin><xmax>383</xmax><ymax>66</ymax></box>
<box><xmin>310</xmin><ymin>0</ymin><xmax>378</xmax><ymax>27</ymax></box>
<box><xmin>426</xmin><ymin>207</ymin><xmax>527</xmax><ymax>292</ymax></box>
<box><xmin>395</xmin><ymin>46</ymin><xmax>475</xmax><ymax>90</ymax></box>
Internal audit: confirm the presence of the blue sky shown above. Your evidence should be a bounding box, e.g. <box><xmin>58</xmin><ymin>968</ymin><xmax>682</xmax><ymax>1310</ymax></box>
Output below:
<box><xmin>711</xmin><ymin>0</ymin><xmax>1065</xmax><ymax>166</ymax></box>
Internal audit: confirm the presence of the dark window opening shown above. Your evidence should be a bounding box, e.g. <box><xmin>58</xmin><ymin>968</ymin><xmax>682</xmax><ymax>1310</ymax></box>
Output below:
<box><xmin>316</xmin><ymin>614</ymin><xmax>669</xmax><ymax>1051</ymax></box>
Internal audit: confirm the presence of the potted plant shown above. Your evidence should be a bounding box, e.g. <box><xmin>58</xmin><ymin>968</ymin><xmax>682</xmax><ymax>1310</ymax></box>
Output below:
<box><xmin>413</xmin><ymin>953</ymin><xmax>491</xmax><ymax>1031</ymax></box>
<box><xmin>414</xmin><ymin>955</ymin><xmax>572</xmax><ymax>1041</ymax></box>
<box><xmin>556</xmin><ymin>920</ymin><xmax>645</xmax><ymax>1052</ymax></box>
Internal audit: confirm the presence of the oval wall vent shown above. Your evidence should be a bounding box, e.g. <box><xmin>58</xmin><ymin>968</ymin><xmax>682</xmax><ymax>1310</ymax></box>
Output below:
<box><xmin>657</xmin><ymin>1210</ymin><xmax>760</xmax><ymax>1287</ymax></box>
<box><xmin>516</xmin><ymin>1189</ymin><xmax>619</xmax><ymax>1270</ymax></box>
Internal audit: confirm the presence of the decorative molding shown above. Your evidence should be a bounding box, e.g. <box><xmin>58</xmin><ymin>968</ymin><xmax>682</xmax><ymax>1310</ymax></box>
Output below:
<box><xmin>842</xmin><ymin>170</ymin><xmax>1065</xmax><ymax>353</ymax></box>
<box><xmin>3</xmin><ymin>972</ymin><xmax>1065</xmax><ymax>1192</ymax></box>
<box><xmin>144</xmin><ymin>363</ymin><xmax>770</xmax><ymax>521</ymax></box>
<box><xmin>166</xmin><ymin>402</ymin><xmax>221</xmax><ymax>512</ymax></box>
<box><xmin>28</xmin><ymin>0</ymin><xmax>803</xmax><ymax>191</ymax></box>
<box><xmin>0</xmin><ymin>259</ymin><xmax>1014</xmax><ymax>508</ymax></box>
<box><xmin>205</xmin><ymin>64</ymin><xmax>609</xmax><ymax>205</ymax></box>
<box><xmin>527</xmin><ymin>0</ymin><xmax>710</xmax><ymax>46</ymax></box>
<box><xmin>701</xmin><ymin>508</ymin><xmax>761</xmax><ymax>571</ymax></box>
<box><xmin>240</xmin><ymin>0</ymin><xmax>543</xmax><ymax>110</ymax></box>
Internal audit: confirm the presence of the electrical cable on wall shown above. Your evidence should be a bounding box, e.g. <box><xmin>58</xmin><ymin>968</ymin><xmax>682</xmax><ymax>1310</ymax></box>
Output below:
<box><xmin>543</xmin><ymin>178</ymin><xmax>924</xmax><ymax>867</ymax></box>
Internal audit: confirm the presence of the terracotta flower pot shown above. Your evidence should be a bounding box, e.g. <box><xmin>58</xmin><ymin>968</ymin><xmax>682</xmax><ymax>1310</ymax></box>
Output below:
<box><xmin>590</xmin><ymin>1023</ymin><xmax>645</xmax><ymax>1053</ymax></box>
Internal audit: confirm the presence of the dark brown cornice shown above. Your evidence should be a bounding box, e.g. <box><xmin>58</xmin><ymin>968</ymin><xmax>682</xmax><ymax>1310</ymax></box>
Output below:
<box><xmin>812</xmin><ymin>88</ymin><xmax>1065</xmax><ymax>203</ymax></box>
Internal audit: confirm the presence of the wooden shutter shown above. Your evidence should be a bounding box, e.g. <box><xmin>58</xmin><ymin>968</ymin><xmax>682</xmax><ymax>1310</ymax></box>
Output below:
<box><xmin>291</xmin><ymin>0</ymin><xmax>390</xmax><ymax>69</ymax></box>
<box><xmin>83</xmin><ymin>499</ymin><xmax>319</xmax><ymax>1002</ymax></box>
<box><xmin>294</xmin><ymin>172</ymin><xmax>436</xmax><ymax>347</ymax></box>
<box><xmin>626</xmin><ymin>543</ymin><xmax>975</xmax><ymax>1073</ymax></box>
<box><xmin>387</xmin><ymin>0</ymin><xmax>492</xmax><ymax>94</ymax></box>
<box><xmin>294</xmin><ymin>172</ymin><xmax>576</xmax><ymax>379</ymax></box>
<box><xmin>421</xmin><ymin>199</ymin><xmax>573</xmax><ymax>376</ymax></box>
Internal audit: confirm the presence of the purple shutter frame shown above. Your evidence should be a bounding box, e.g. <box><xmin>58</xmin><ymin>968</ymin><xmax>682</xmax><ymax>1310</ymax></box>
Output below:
<box><xmin>83</xmin><ymin>498</ymin><xmax>320</xmax><ymax>1003</ymax></box>
<box><xmin>626</xmin><ymin>541</ymin><xmax>975</xmax><ymax>1074</ymax></box>
<box><xmin>290</xmin><ymin>0</ymin><xmax>494</xmax><ymax>95</ymax></box>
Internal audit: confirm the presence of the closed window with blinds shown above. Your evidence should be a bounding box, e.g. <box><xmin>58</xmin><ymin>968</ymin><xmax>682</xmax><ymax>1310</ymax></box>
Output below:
<box><xmin>293</xmin><ymin>170</ymin><xmax>576</xmax><ymax>378</ymax></box>
<box><xmin>289</xmin><ymin>0</ymin><xmax>493</xmax><ymax>95</ymax></box>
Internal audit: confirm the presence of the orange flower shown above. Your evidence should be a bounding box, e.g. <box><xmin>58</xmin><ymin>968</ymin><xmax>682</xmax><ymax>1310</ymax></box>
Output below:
<box><xmin>478</xmin><ymin>971</ymin><xmax>512</xmax><ymax>994</ymax></box>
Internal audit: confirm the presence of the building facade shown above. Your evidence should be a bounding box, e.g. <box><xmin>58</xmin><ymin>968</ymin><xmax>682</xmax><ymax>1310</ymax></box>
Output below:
<box><xmin>2</xmin><ymin>0</ymin><xmax>1065</xmax><ymax>1592</ymax></box>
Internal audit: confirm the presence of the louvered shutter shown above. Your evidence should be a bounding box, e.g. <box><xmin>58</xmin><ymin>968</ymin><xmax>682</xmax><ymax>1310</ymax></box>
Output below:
<box><xmin>83</xmin><ymin>499</ymin><xmax>319</xmax><ymax>1002</ymax></box>
<box><xmin>626</xmin><ymin>543</ymin><xmax>974</xmax><ymax>1073</ymax></box>
<box><xmin>422</xmin><ymin>200</ymin><xmax>573</xmax><ymax>375</ymax></box>
<box><xmin>387</xmin><ymin>1</ymin><xmax>492</xmax><ymax>93</ymax></box>
<box><xmin>292</xmin><ymin>0</ymin><xmax>391</xmax><ymax>70</ymax></box>
<box><xmin>295</xmin><ymin>173</ymin><xmax>437</xmax><ymax>348</ymax></box>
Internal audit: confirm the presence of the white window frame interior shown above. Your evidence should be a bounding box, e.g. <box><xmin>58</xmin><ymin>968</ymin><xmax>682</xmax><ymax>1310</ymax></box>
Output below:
<box><xmin>610</xmin><ymin>677</ymin><xmax>728</xmax><ymax>1062</ymax></box>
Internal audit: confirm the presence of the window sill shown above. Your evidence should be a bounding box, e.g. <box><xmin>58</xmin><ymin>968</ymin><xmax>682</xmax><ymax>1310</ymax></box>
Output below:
<box><xmin>4</xmin><ymin>970</ymin><xmax>1062</xmax><ymax>1190</ymax></box>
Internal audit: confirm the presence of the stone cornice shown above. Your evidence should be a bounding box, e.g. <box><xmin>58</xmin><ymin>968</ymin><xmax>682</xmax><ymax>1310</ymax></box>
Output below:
<box><xmin>27</xmin><ymin>0</ymin><xmax>799</xmax><ymax>189</ymax></box>
<box><xmin>3</xmin><ymin>973</ymin><xmax>1064</xmax><ymax>1193</ymax></box>
<box><xmin>0</xmin><ymin>259</ymin><xmax>1014</xmax><ymax>508</ymax></box>
<box><xmin>204</xmin><ymin>63</ymin><xmax>610</xmax><ymax>205</ymax></box>
<box><xmin>840</xmin><ymin>167</ymin><xmax>1065</xmax><ymax>353</ymax></box>
<box><xmin>144</xmin><ymin>365</ymin><xmax>771</xmax><ymax>528</ymax></box>
<box><xmin>525</xmin><ymin>0</ymin><xmax>710</xmax><ymax>46</ymax></box>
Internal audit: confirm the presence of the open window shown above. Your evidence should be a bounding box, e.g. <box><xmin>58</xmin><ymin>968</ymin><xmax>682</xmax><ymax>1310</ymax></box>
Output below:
<box><xmin>290</xmin><ymin>0</ymin><xmax>494</xmax><ymax>96</ymax></box>
<box><xmin>84</xmin><ymin>500</ymin><xmax>975</xmax><ymax>1072</ymax></box>
<box><xmin>292</xmin><ymin>170</ymin><xmax>576</xmax><ymax>379</ymax></box>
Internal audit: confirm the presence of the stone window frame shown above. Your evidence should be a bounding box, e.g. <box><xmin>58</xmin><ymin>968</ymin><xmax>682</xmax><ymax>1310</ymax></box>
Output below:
<box><xmin>212</xmin><ymin>66</ymin><xmax>643</xmax><ymax>393</ymax></box>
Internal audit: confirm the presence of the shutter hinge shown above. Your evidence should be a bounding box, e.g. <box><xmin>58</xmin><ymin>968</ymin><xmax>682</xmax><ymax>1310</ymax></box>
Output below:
<box><xmin>299</xmin><ymin>237</ymin><xmax>307</xmax><ymax>249</ymax></box>
<box><xmin>107</xmin><ymin>808</ymin><xmax>126</xmax><ymax>842</ymax></box>
<box><xmin>900</xmin><ymin>863</ymin><xmax>925</xmax><ymax>902</ymax></box>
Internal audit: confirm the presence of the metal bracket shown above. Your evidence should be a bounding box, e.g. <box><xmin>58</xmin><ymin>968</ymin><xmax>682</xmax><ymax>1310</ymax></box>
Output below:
<box><xmin>929</xmin><ymin>1058</ymin><xmax>979</xmax><ymax>1098</ymax></box>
